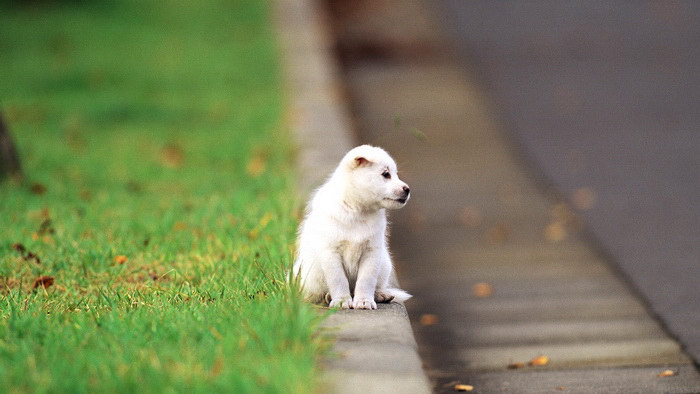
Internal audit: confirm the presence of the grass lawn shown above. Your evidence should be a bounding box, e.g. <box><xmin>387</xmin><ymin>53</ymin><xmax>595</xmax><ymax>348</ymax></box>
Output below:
<box><xmin>0</xmin><ymin>0</ymin><xmax>326</xmax><ymax>392</ymax></box>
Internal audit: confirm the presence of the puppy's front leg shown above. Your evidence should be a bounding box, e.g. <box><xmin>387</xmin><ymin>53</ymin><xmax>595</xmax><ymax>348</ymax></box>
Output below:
<box><xmin>321</xmin><ymin>251</ymin><xmax>353</xmax><ymax>309</ymax></box>
<box><xmin>353</xmin><ymin>251</ymin><xmax>379</xmax><ymax>310</ymax></box>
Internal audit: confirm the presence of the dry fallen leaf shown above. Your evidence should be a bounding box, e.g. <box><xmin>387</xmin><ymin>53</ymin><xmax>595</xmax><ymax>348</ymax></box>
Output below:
<box><xmin>114</xmin><ymin>255</ymin><xmax>128</xmax><ymax>265</ymax></box>
<box><xmin>211</xmin><ymin>356</ymin><xmax>224</xmax><ymax>377</ymax></box>
<box><xmin>544</xmin><ymin>221</ymin><xmax>567</xmax><ymax>242</ymax></box>
<box><xmin>247</xmin><ymin>228</ymin><xmax>260</xmax><ymax>240</ymax></box>
<box><xmin>246</xmin><ymin>154</ymin><xmax>266</xmax><ymax>177</ymax></box>
<box><xmin>572</xmin><ymin>187</ymin><xmax>596</xmax><ymax>210</ymax></box>
<box><xmin>160</xmin><ymin>143</ymin><xmax>184</xmax><ymax>168</ymax></box>
<box><xmin>32</xmin><ymin>276</ymin><xmax>54</xmax><ymax>290</ymax></box>
<box><xmin>30</xmin><ymin>183</ymin><xmax>47</xmax><ymax>195</ymax></box>
<box><xmin>484</xmin><ymin>222</ymin><xmax>510</xmax><ymax>244</ymax></box>
<box><xmin>259</xmin><ymin>212</ymin><xmax>274</xmax><ymax>228</ymax></box>
<box><xmin>419</xmin><ymin>314</ymin><xmax>438</xmax><ymax>326</ymax></box>
<box><xmin>454</xmin><ymin>384</ymin><xmax>474</xmax><ymax>392</ymax></box>
<box><xmin>12</xmin><ymin>243</ymin><xmax>26</xmax><ymax>253</ymax></box>
<box><xmin>529</xmin><ymin>355</ymin><xmax>550</xmax><ymax>366</ymax></box>
<box><xmin>26</xmin><ymin>251</ymin><xmax>41</xmax><ymax>264</ymax></box>
<box><xmin>459</xmin><ymin>206</ymin><xmax>483</xmax><ymax>227</ymax></box>
<box><xmin>507</xmin><ymin>362</ymin><xmax>526</xmax><ymax>369</ymax></box>
<box><xmin>658</xmin><ymin>369</ymin><xmax>677</xmax><ymax>377</ymax></box>
<box><xmin>556</xmin><ymin>386</ymin><xmax>567</xmax><ymax>391</ymax></box>
<box><xmin>38</xmin><ymin>218</ymin><xmax>55</xmax><ymax>235</ymax></box>
<box><xmin>550</xmin><ymin>203</ymin><xmax>575</xmax><ymax>222</ymax></box>
<box><xmin>12</xmin><ymin>243</ymin><xmax>41</xmax><ymax>265</ymax></box>
<box><xmin>472</xmin><ymin>282</ymin><xmax>494</xmax><ymax>298</ymax></box>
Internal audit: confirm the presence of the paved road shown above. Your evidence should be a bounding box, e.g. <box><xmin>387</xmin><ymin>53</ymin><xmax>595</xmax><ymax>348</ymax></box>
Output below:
<box><xmin>441</xmin><ymin>0</ymin><xmax>700</xmax><ymax>363</ymax></box>
<box><xmin>327</xmin><ymin>0</ymin><xmax>700</xmax><ymax>391</ymax></box>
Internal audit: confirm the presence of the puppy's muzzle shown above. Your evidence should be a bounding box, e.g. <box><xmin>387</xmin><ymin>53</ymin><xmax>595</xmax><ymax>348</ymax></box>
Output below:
<box><xmin>396</xmin><ymin>186</ymin><xmax>410</xmax><ymax>204</ymax></box>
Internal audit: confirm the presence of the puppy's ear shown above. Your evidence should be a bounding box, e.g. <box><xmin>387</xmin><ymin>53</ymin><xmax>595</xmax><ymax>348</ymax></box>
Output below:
<box><xmin>352</xmin><ymin>156</ymin><xmax>372</xmax><ymax>168</ymax></box>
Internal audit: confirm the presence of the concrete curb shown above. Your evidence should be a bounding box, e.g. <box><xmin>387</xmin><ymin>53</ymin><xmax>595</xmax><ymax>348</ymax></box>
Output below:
<box><xmin>273</xmin><ymin>1</ymin><xmax>431</xmax><ymax>393</ymax></box>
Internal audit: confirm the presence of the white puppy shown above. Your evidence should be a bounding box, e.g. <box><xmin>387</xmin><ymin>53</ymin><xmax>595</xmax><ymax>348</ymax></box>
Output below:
<box><xmin>293</xmin><ymin>145</ymin><xmax>412</xmax><ymax>309</ymax></box>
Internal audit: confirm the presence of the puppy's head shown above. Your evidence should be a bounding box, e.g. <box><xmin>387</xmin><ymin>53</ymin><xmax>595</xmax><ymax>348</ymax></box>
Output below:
<box><xmin>341</xmin><ymin>145</ymin><xmax>410</xmax><ymax>210</ymax></box>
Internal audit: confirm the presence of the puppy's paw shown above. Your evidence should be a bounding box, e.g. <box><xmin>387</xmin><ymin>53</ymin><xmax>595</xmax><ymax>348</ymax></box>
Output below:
<box><xmin>328</xmin><ymin>296</ymin><xmax>353</xmax><ymax>309</ymax></box>
<box><xmin>352</xmin><ymin>297</ymin><xmax>377</xmax><ymax>310</ymax></box>
<box><xmin>374</xmin><ymin>290</ymin><xmax>395</xmax><ymax>303</ymax></box>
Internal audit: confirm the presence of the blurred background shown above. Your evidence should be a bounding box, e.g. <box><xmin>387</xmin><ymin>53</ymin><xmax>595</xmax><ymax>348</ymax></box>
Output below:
<box><xmin>440</xmin><ymin>0</ymin><xmax>700</xmax><ymax>362</ymax></box>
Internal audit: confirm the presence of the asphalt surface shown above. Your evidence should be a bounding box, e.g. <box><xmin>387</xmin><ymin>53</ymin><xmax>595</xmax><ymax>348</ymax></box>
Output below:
<box><xmin>440</xmin><ymin>0</ymin><xmax>700</xmax><ymax>363</ymax></box>
<box><xmin>327</xmin><ymin>0</ymin><xmax>700</xmax><ymax>391</ymax></box>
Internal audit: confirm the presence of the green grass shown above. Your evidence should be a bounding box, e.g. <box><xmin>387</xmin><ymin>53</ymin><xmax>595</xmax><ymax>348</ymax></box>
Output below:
<box><xmin>0</xmin><ymin>1</ymin><xmax>326</xmax><ymax>392</ymax></box>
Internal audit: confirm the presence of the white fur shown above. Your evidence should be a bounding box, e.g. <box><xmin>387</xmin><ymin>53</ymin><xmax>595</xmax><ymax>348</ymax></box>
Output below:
<box><xmin>293</xmin><ymin>145</ymin><xmax>412</xmax><ymax>309</ymax></box>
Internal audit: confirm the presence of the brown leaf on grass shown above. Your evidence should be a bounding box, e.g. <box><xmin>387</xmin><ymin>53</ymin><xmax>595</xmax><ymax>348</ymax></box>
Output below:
<box><xmin>125</xmin><ymin>181</ymin><xmax>143</xmax><ymax>193</ymax></box>
<box><xmin>173</xmin><ymin>221</ymin><xmax>187</xmax><ymax>231</ymax></box>
<box><xmin>26</xmin><ymin>251</ymin><xmax>42</xmax><ymax>264</ymax></box>
<box><xmin>259</xmin><ymin>212</ymin><xmax>273</xmax><ymax>228</ymax></box>
<box><xmin>454</xmin><ymin>384</ymin><xmax>474</xmax><ymax>392</ymax></box>
<box><xmin>12</xmin><ymin>243</ymin><xmax>26</xmax><ymax>253</ymax></box>
<box><xmin>246</xmin><ymin>154</ymin><xmax>266</xmax><ymax>177</ymax></box>
<box><xmin>114</xmin><ymin>255</ymin><xmax>128</xmax><ymax>265</ymax></box>
<box><xmin>472</xmin><ymin>282</ymin><xmax>493</xmax><ymax>298</ymax></box>
<box><xmin>12</xmin><ymin>243</ymin><xmax>41</xmax><ymax>264</ymax></box>
<box><xmin>79</xmin><ymin>189</ymin><xmax>92</xmax><ymax>201</ymax></box>
<box><xmin>209</xmin><ymin>327</ymin><xmax>223</xmax><ymax>340</ymax></box>
<box><xmin>247</xmin><ymin>228</ymin><xmax>259</xmax><ymax>240</ymax></box>
<box><xmin>38</xmin><ymin>218</ymin><xmax>55</xmax><ymax>235</ymax></box>
<box><xmin>507</xmin><ymin>362</ymin><xmax>526</xmax><ymax>369</ymax></box>
<box><xmin>658</xmin><ymin>369</ymin><xmax>677</xmax><ymax>377</ymax></box>
<box><xmin>528</xmin><ymin>355</ymin><xmax>550</xmax><ymax>366</ymax></box>
<box><xmin>32</xmin><ymin>276</ymin><xmax>54</xmax><ymax>290</ymax></box>
<box><xmin>30</xmin><ymin>183</ymin><xmax>47</xmax><ymax>195</ymax></box>
<box><xmin>419</xmin><ymin>314</ymin><xmax>438</xmax><ymax>326</ymax></box>
<box><xmin>160</xmin><ymin>143</ymin><xmax>184</xmax><ymax>168</ymax></box>
<box><xmin>27</xmin><ymin>207</ymin><xmax>51</xmax><ymax>220</ymax></box>
<box><xmin>211</xmin><ymin>356</ymin><xmax>224</xmax><ymax>377</ymax></box>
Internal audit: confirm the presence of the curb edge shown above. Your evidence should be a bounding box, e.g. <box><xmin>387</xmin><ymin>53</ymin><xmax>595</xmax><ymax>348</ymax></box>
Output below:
<box><xmin>272</xmin><ymin>1</ymin><xmax>432</xmax><ymax>393</ymax></box>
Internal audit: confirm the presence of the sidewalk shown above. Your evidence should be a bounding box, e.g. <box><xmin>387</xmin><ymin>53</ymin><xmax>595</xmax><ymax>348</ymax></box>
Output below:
<box><xmin>327</xmin><ymin>0</ymin><xmax>700</xmax><ymax>392</ymax></box>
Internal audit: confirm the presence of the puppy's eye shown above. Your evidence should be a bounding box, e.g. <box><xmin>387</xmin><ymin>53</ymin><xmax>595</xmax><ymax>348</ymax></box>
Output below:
<box><xmin>382</xmin><ymin>171</ymin><xmax>391</xmax><ymax>179</ymax></box>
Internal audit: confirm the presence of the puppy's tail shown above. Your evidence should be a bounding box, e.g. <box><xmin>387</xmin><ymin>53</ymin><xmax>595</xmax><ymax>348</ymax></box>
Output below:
<box><xmin>385</xmin><ymin>288</ymin><xmax>412</xmax><ymax>303</ymax></box>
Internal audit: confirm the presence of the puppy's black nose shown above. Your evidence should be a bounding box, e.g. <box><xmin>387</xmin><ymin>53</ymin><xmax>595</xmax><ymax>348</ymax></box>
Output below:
<box><xmin>403</xmin><ymin>186</ymin><xmax>410</xmax><ymax>194</ymax></box>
